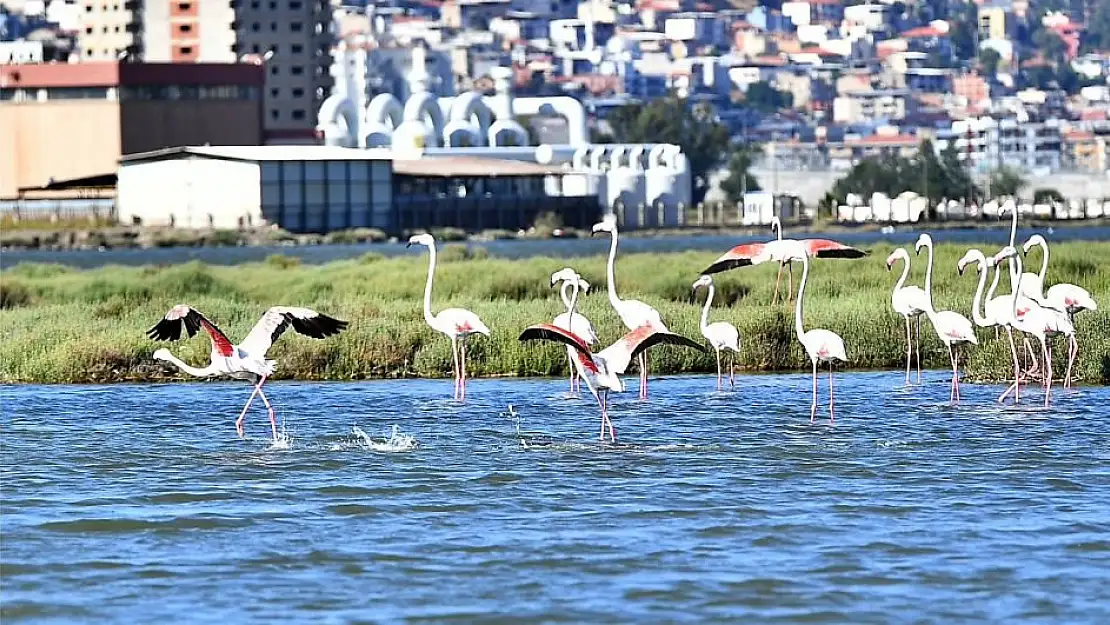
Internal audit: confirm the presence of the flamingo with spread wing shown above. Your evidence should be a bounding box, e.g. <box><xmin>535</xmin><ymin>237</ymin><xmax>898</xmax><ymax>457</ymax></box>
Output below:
<box><xmin>147</xmin><ymin>305</ymin><xmax>349</xmax><ymax>441</ymax></box>
<box><xmin>518</xmin><ymin>323</ymin><xmax>705</xmax><ymax>443</ymax></box>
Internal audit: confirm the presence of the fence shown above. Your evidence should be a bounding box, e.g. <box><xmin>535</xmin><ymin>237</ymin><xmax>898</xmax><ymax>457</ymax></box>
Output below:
<box><xmin>0</xmin><ymin>198</ymin><xmax>117</xmax><ymax>223</ymax></box>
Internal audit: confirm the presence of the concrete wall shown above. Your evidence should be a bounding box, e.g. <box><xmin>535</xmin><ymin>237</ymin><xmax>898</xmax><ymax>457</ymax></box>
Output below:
<box><xmin>118</xmin><ymin>157</ymin><xmax>261</xmax><ymax>229</ymax></box>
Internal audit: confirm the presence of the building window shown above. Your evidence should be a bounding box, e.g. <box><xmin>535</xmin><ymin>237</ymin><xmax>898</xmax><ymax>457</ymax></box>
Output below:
<box><xmin>271</xmin><ymin>22</ymin><xmax>277</xmax><ymax>31</ymax></box>
<box><xmin>291</xmin><ymin>21</ymin><xmax>303</xmax><ymax>32</ymax></box>
<box><xmin>269</xmin><ymin>1</ymin><xmax>276</xmax><ymax>7</ymax></box>
<box><xmin>251</xmin><ymin>43</ymin><xmax>260</xmax><ymax>53</ymax></box>
<box><xmin>179</xmin><ymin>24</ymin><xmax>192</xmax><ymax>33</ymax></box>
<box><xmin>270</xmin><ymin>109</ymin><xmax>279</xmax><ymax>120</ymax></box>
<box><xmin>289</xmin><ymin>0</ymin><xmax>301</xmax><ymax>8</ymax></box>
<box><xmin>251</xmin><ymin>0</ymin><xmax>259</xmax><ymax>7</ymax></box>
<box><xmin>46</xmin><ymin>87</ymin><xmax>110</xmax><ymax>100</ymax></box>
<box><xmin>179</xmin><ymin>1</ymin><xmax>191</xmax><ymax>9</ymax></box>
<box><xmin>292</xmin><ymin>109</ymin><xmax>305</xmax><ymax>120</ymax></box>
<box><xmin>251</xmin><ymin>22</ymin><xmax>260</xmax><ymax>32</ymax></box>
<box><xmin>292</xmin><ymin>87</ymin><xmax>304</xmax><ymax>97</ymax></box>
<box><xmin>270</xmin><ymin>87</ymin><xmax>279</xmax><ymax>97</ymax></box>
<box><xmin>86</xmin><ymin>26</ymin><xmax>93</xmax><ymax>33</ymax></box>
<box><xmin>270</xmin><ymin>65</ymin><xmax>279</xmax><ymax>75</ymax></box>
<box><xmin>291</xmin><ymin>44</ymin><xmax>302</xmax><ymax>54</ymax></box>
<box><xmin>291</xmin><ymin>65</ymin><xmax>304</xmax><ymax>75</ymax></box>
<box><xmin>180</xmin><ymin>46</ymin><xmax>193</xmax><ymax>55</ymax></box>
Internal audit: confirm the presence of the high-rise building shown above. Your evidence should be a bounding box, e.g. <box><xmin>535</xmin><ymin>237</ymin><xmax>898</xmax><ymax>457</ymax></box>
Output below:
<box><xmin>76</xmin><ymin>0</ymin><xmax>334</xmax><ymax>143</ymax></box>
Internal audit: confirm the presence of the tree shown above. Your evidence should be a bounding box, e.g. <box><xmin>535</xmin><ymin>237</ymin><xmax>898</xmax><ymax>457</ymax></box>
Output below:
<box><xmin>1033</xmin><ymin>29</ymin><xmax>1068</xmax><ymax>65</ymax></box>
<box><xmin>1087</xmin><ymin>1</ymin><xmax>1110</xmax><ymax>53</ymax></box>
<box><xmin>948</xmin><ymin>1</ymin><xmax>979</xmax><ymax>61</ymax></box>
<box><xmin>1033</xmin><ymin>188</ymin><xmax>1064</xmax><ymax>204</ymax></box>
<box><xmin>719</xmin><ymin>144</ymin><xmax>762</xmax><ymax>203</ymax></box>
<box><xmin>979</xmin><ymin>48</ymin><xmax>1001</xmax><ymax>76</ymax></box>
<box><xmin>606</xmin><ymin>97</ymin><xmax>731</xmax><ymax>203</ymax></box>
<box><xmin>742</xmin><ymin>81</ymin><xmax>794</xmax><ymax>113</ymax></box>
<box><xmin>988</xmin><ymin>166</ymin><xmax>1027</xmax><ymax>198</ymax></box>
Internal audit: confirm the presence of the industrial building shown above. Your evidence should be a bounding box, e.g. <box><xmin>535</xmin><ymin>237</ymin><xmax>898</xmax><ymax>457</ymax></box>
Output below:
<box><xmin>116</xmin><ymin>145</ymin><xmax>599</xmax><ymax>234</ymax></box>
<box><xmin>317</xmin><ymin>50</ymin><xmax>694</xmax><ymax>225</ymax></box>
<box><xmin>0</xmin><ymin>61</ymin><xmax>265</xmax><ymax>199</ymax></box>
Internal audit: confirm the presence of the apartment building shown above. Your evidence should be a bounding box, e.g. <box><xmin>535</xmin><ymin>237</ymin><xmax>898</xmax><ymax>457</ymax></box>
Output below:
<box><xmin>76</xmin><ymin>0</ymin><xmax>333</xmax><ymax>143</ymax></box>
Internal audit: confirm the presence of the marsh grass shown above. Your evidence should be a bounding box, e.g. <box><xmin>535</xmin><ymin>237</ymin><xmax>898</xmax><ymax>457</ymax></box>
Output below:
<box><xmin>1</xmin><ymin>241</ymin><xmax>1107</xmax><ymax>384</ymax></box>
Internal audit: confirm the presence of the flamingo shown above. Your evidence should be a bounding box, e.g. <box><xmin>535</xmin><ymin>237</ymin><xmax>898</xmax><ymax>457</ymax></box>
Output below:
<box><xmin>692</xmin><ymin>275</ymin><xmax>741</xmax><ymax>390</ymax></box>
<box><xmin>408</xmin><ymin>233</ymin><xmax>491</xmax><ymax>400</ymax></box>
<box><xmin>147</xmin><ymin>304</ymin><xmax>349</xmax><ymax>442</ymax></box>
<box><xmin>914</xmin><ymin>234</ymin><xmax>977</xmax><ymax>403</ymax></box>
<box><xmin>886</xmin><ymin>248</ymin><xmax>930</xmax><ymax>384</ymax></box>
<box><xmin>788</xmin><ymin>248</ymin><xmax>848</xmax><ymax>423</ymax></box>
<box><xmin>769</xmin><ymin>216</ymin><xmax>794</xmax><ymax>304</ymax></box>
<box><xmin>592</xmin><ymin>214</ymin><xmax>668</xmax><ymax>400</ymax></box>
<box><xmin>1021</xmin><ymin>234</ymin><xmax>1096</xmax><ymax>388</ymax></box>
<box><xmin>991</xmin><ymin>246</ymin><xmax>1074</xmax><ymax>407</ymax></box>
<box><xmin>518</xmin><ymin>323</ymin><xmax>705</xmax><ymax>443</ymax></box>
<box><xmin>957</xmin><ymin>249</ymin><xmax>1024</xmax><ymax>403</ymax></box>
<box><xmin>550</xmin><ymin>267</ymin><xmax>599</xmax><ymax>394</ymax></box>
<box><xmin>701</xmin><ymin>236</ymin><xmax>869</xmax><ymax>276</ymax></box>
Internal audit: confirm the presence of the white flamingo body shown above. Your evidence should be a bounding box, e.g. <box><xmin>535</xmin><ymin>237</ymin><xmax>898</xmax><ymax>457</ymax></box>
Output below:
<box><xmin>916</xmin><ymin>234</ymin><xmax>977</xmax><ymax>403</ymax></box>
<box><xmin>593</xmin><ymin>214</ymin><xmax>668</xmax><ymax>399</ymax></box>
<box><xmin>147</xmin><ymin>304</ymin><xmax>348</xmax><ymax>441</ymax></box>
<box><xmin>693</xmin><ymin>275</ymin><xmax>741</xmax><ymax>389</ymax></box>
<box><xmin>408</xmin><ymin>233</ymin><xmax>490</xmax><ymax>400</ymax></box>
<box><xmin>791</xmin><ymin>249</ymin><xmax>847</xmax><ymax>423</ymax></box>
<box><xmin>886</xmin><ymin>248</ymin><xmax>930</xmax><ymax>384</ymax></box>
<box><xmin>519</xmin><ymin>323</ymin><xmax>705</xmax><ymax>443</ymax></box>
<box><xmin>550</xmin><ymin>268</ymin><xmax>599</xmax><ymax>394</ymax></box>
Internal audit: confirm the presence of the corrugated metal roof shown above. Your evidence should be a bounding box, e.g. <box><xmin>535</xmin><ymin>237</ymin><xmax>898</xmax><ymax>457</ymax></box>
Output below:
<box><xmin>120</xmin><ymin>146</ymin><xmax>562</xmax><ymax>177</ymax></box>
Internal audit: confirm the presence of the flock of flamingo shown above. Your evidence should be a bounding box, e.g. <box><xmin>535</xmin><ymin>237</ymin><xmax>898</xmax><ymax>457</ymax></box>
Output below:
<box><xmin>146</xmin><ymin>209</ymin><xmax>1097</xmax><ymax>445</ymax></box>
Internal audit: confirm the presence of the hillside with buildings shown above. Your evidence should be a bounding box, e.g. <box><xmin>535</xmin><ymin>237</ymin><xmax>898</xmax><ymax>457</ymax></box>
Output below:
<box><xmin>2</xmin><ymin>0</ymin><xmax>1109</xmax><ymax>235</ymax></box>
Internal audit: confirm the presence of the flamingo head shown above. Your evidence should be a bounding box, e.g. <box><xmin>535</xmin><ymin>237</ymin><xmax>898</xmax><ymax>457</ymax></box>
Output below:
<box><xmin>577</xmin><ymin>278</ymin><xmax>591</xmax><ymax>293</ymax></box>
<box><xmin>992</xmin><ymin>245</ymin><xmax>1019</xmax><ymax>266</ymax></box>
<box><xmin>692</xmin><ymin>275</ymin><xmax>713</xmax><ymax>291</ymax></box>
<box><xmin>956</xmin><ymin>249</ymin><xmax>985</xmax><ymax>276</ymax></box>
<box><xmin>152</xmin><ymin>348</ymin><xmax>173</xmax><ymax>362</ymax></box>
<box><xmin>1021</xmin><ymin>234</ymin><xmax>1046</xmax><ymax>256</ymax></box>
<box><xmin>913</xmin><ymin>233</ymin><xmax>932</xmax><ymax>255</ymax></box>
<box><xmin>591</xmin><ymin>213</ymin><xmax>617</xmax><ymax>236</ymax></box>
<box><xmin>406</xmin><ymin>233</ymin><xmax>435</xmax><ymax>248</ymax></box>
<box><xmin>884</xmin><ymin>248</ymin><xmax>907</xmax><ymax>271</ymax></box>
<box><xmin>550</xmin><ymin>267</ymin><xmax>578</xmax><ymax>287</ymax></box>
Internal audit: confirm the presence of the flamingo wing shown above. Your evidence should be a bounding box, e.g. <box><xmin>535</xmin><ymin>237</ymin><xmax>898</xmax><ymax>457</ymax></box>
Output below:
<box><xmin>701</xmin><ymin>243</ymin><xmax>771</xmax><ymax>275</ymax></box>
<box><xmin>239</xmin><ymin>306</ymin><xmax>349</xmax><ymax>357</ymax></box>
<box><xmin>147</xmin><ymin>304</ymin><xmax>235</xmax><ymax>357</ymax></box>
<box><xmin>803</xmin><ymin>239</ymin><xmax>869</xmax><ymax>260</ymax></box>
<box><xmin>598</xmin><ymin>325</ymin><xmax>706</xmax><ymax>375</ymax></box>
<box><xmin>518</xmin><ymin>324</ymin><xmax>598</xmax><ymax>372</ymax></box>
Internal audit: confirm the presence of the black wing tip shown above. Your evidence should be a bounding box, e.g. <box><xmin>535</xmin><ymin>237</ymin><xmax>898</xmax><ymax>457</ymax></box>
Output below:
<box><xmin>817</xmin><ymin>247</ymin><xmax>869</xmax><ymax>259</ymax></box>
<box><xmin>146</xmin><ymin>318</ymin><xmax>183</xmax><ymax>342</ymax></box>
<box><xmin>290</xmin><ymin>313</ymin><xmax>350</xmax><ymax>339</ymax></box>
<box><xmin>701</xmin><ymin>259</ymin><xmax>751</xmax><ymax>275</ymax></box>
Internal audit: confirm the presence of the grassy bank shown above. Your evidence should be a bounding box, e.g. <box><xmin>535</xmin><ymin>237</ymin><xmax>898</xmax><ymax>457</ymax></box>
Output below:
<box><xmin>1</xmin><ymin>241</ymin><xmax>1107</xmax><ymax>385</ymax></box>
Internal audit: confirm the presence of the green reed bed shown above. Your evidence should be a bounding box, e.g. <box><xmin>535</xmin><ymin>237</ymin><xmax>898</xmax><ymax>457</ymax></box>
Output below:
<box><xmin>1</xmin><ymin>241</ymin><xmax>1108</xmax><ymax>385</ymax></box>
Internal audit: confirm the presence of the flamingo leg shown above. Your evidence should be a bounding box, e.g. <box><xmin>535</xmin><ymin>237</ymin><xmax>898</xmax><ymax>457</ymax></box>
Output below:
<box><xmin>639</xmin><ymin>352</ymin><xmax>648</xmax><ymax>400</ymax></box>
<box><xmin>257</xmin><ymin>382</ymin><xmax>278</xmax><ymax>443</ymax></box>
<box><xmin>999</xmin><ymin>327</ymin><xmax>1021</xmax><ymax>404</ymax></box>
<box><xmin>460</xmin><ymin>337</ymin><xmax>468</xmax><ymax>401</ymax></box>
<box><xmin>954</xmin><ymin>349</ymin><xmax>961</xmax><ymax>403</ymax></box>
<box><xmin>948</xmin><ymin>345</ymin><xmax>957</xmax><ymax>404</ymax></box>
<box><xmin>1044</xmin><ymin>339</ymin><xmax>1052</xmax><ymax>408</ymax></box>
<box><xmin>810</xmin><ymin>359</ymin><xmax>818</xmax><ymax>424</ymax></box>
<box><xmin>787</xmin><ymin>263</ymin><xmax>795</xmax><ymax>302</ymax></box>
<box><xmin>904</xmin><ymin>315</ymin><xmax>912</xmax><ymax>385</ymax></box>
<box><xmin>450</xmin><ymin>336</ymin><xmax>460</xmax><ymax>400</ymax></box>
<box><xmin>828</xmin><ymin>362</ymin><xmax>835</xmax><ymax>424</ymax></box>
<box><xmin>914</xmin><ymin>316</ymin><xmax>922</xmax><ymax>384</ymax></box>
<box><xmin>1023</xmin><ymin>337</ymin><xmax>1040</xmax><ymax>383</ymax></box>
<box><xmin>1064</xmin><ymin>335</ymin><xmax>1077</xmax><ymax>389</ymax></box>
<box><xmin>235</xmin><ymin>380</ymin><xmax>263</xmax><ymax>438</ymax></box>
<box><xmin>566</xmin><ymin>352</ymin><xmax>575</xmax><ymax>394</ymax></box>
<box><xmin>715</xmin><ymin>349</ymin><xmax>722</xmax><ymax>390</ymax></box>
<box><xmin>772</xmin><ymin>262</ymin><xmax>783</xmax><ymax>305</ymax></box>
<box><xmin>729</xmin><ymin>353</ymin><xmax>736</xmax><ymax>388</ymax></box>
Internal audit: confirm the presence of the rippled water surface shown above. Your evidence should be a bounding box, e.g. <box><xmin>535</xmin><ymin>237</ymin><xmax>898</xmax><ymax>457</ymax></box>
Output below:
<box><xmin>3</xmin><ymin>373</ymin><xmax>1110</xmax><ymax>623</ymax></box>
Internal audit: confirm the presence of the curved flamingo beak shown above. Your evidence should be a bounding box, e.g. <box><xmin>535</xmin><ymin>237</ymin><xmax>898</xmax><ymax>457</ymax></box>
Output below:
<box><xmin>405</xmin><ymin>242</ymin><xmax>413</xmax><ymax>248</ymax></box>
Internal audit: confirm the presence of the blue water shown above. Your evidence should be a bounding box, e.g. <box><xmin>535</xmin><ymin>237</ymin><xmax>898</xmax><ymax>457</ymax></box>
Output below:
<box><xmin>3</xmin><ymin>373</ymin><xmax>1110</xmax><ymax>623</ymax></box>
<box><xmin>6</xmin><ymin>225</ymin><xmax>1110</xmax><ymax>269</ymax></box>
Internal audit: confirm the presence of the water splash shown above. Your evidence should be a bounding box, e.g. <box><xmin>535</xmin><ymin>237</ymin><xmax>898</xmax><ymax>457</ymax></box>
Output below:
<box><xmin>350</xmin><ymin>425</ymin><xmax>417</xmax><ymax>452</ymax></box>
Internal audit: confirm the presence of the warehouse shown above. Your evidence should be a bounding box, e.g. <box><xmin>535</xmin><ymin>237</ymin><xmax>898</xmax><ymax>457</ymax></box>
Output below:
<box><xmin>117</xmin><ymin>145</ymin><xmax>599</xmax><ymax>234</ymax></box>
